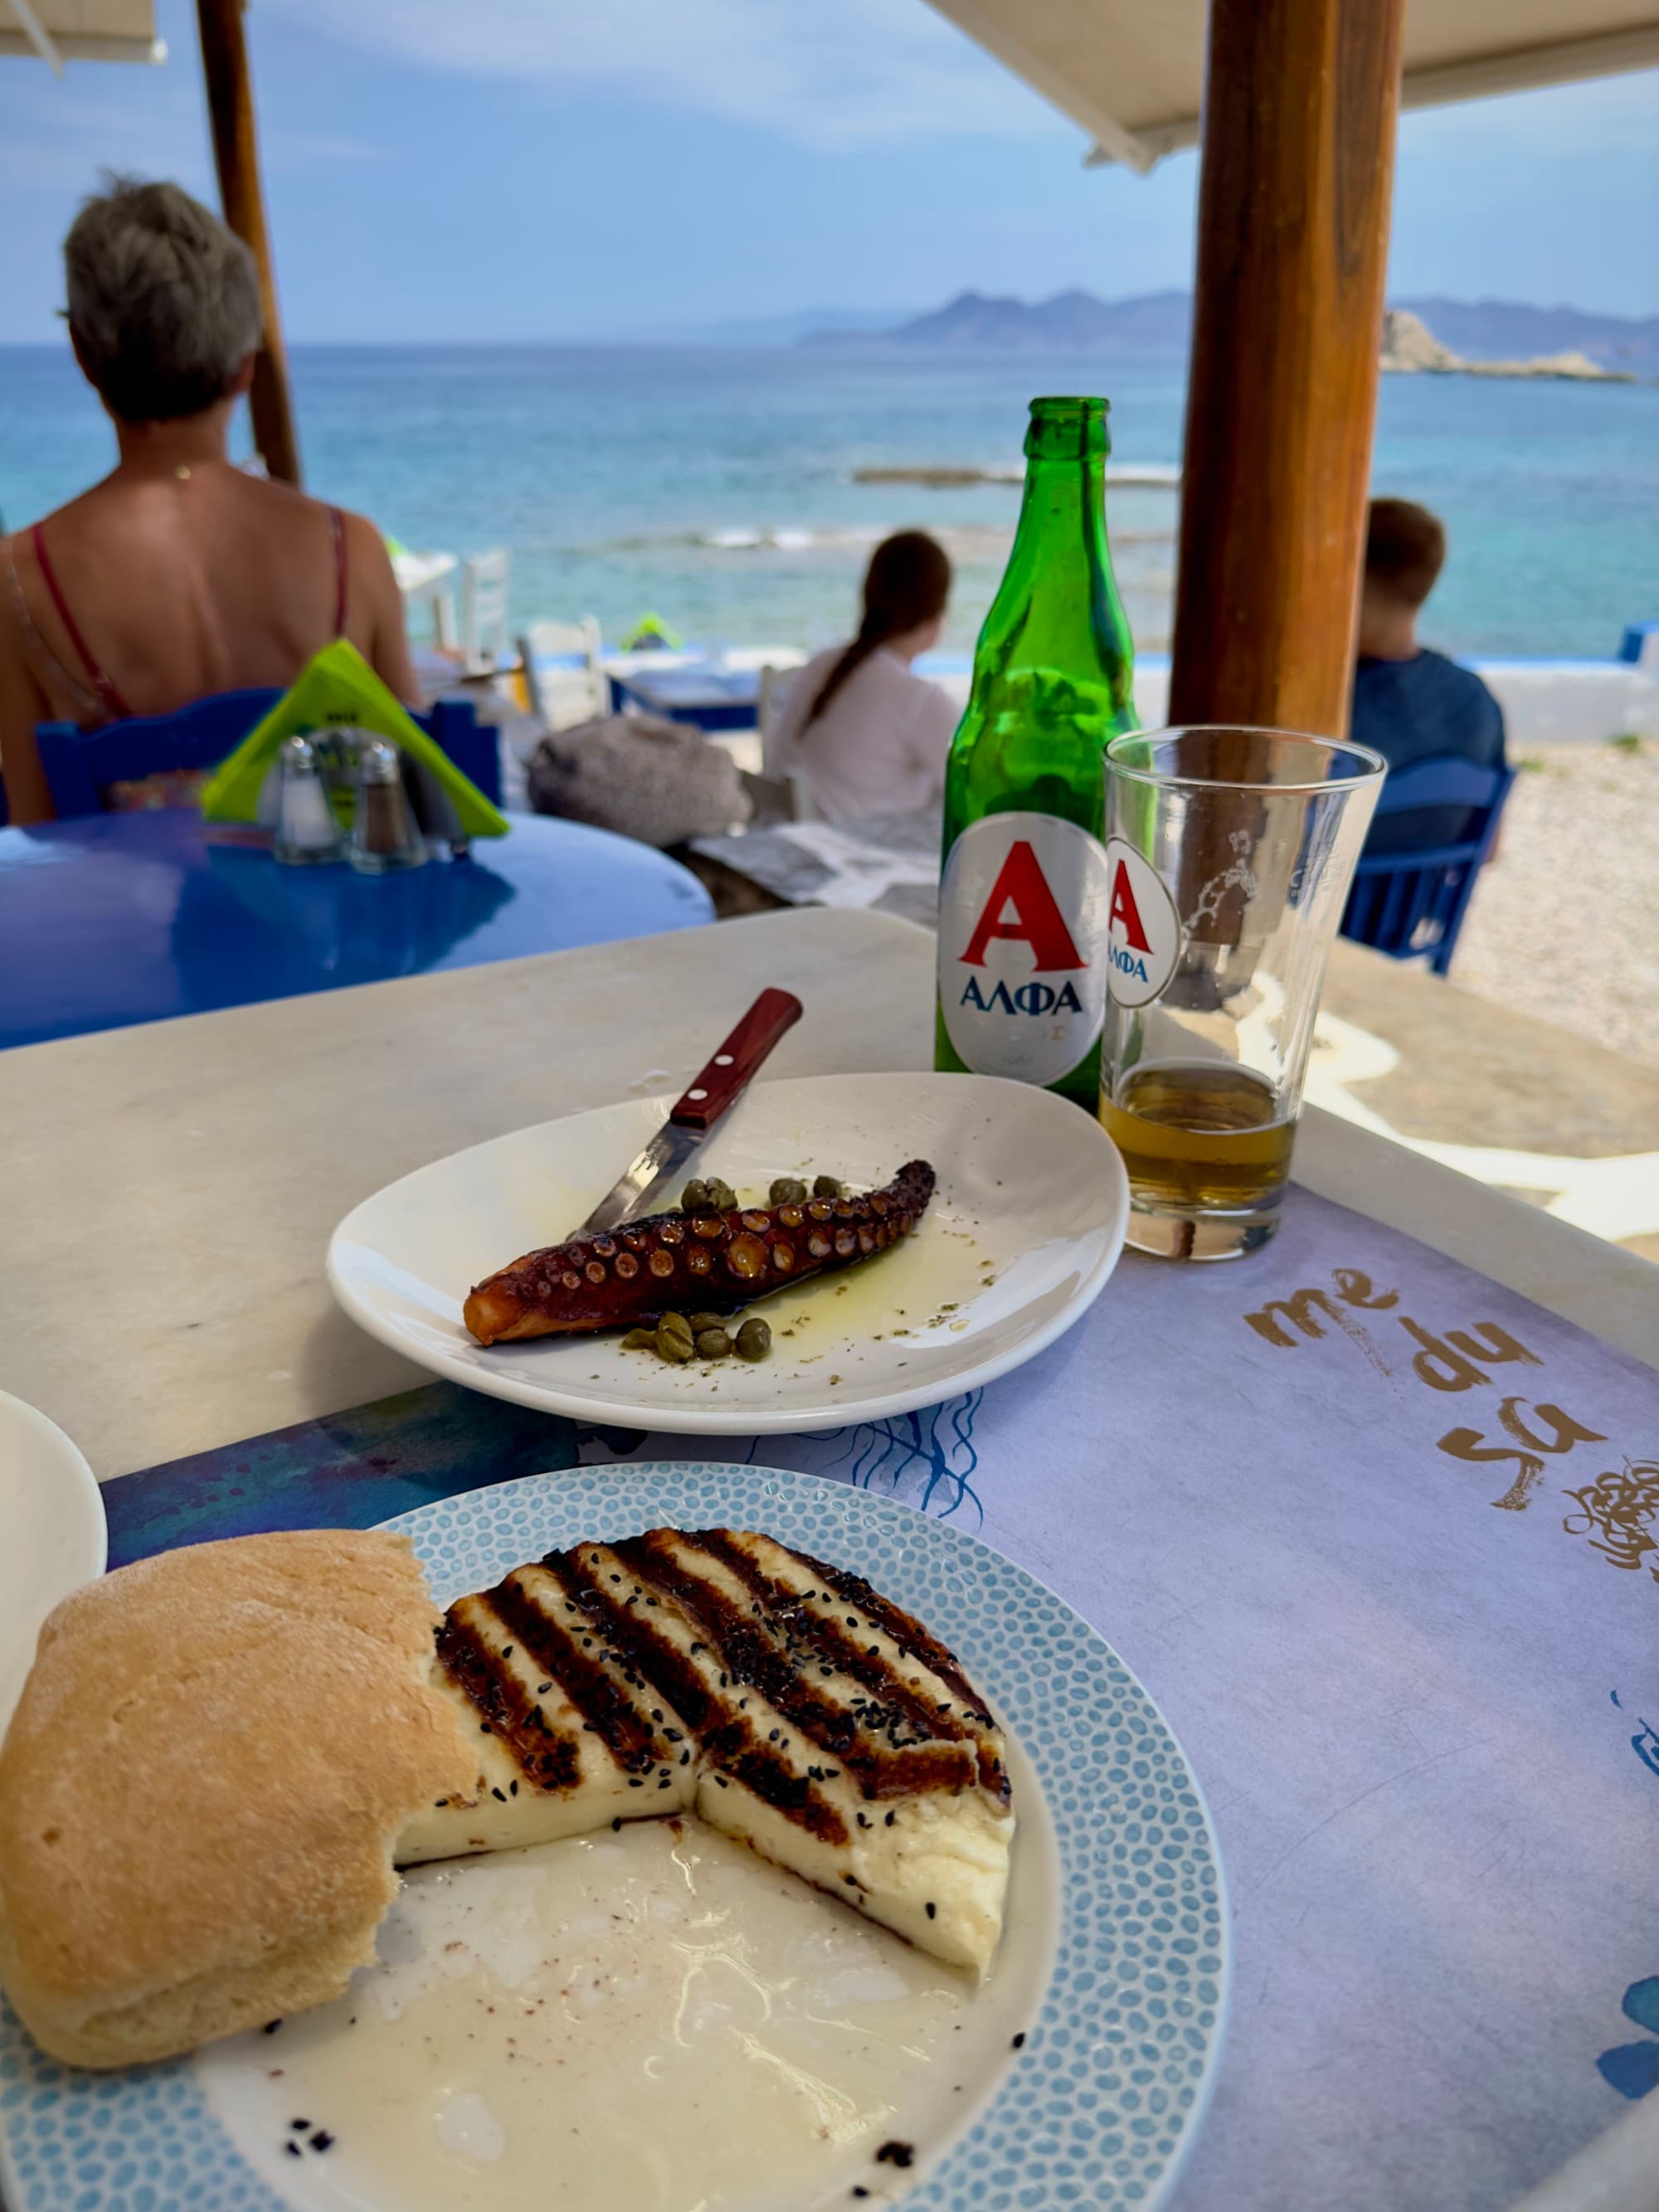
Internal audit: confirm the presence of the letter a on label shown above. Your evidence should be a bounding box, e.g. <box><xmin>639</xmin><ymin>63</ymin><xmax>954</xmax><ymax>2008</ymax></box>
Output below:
<box><xmin>1107</xmin><ymin>860</ymin><xmax>1152</xmax><ymax>952</ymax></box>
<box><xmin>959</xmin><ymin>840</ymin><xmax>1087</xmax><ymax>970</ymax></box>
<box><xmin>1102</xmin><ymin>838</ymin><xmax>1182</xmax><ymax>1009</ymax></box>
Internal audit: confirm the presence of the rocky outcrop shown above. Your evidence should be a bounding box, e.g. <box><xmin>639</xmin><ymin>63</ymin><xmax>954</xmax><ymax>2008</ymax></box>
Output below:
<box><xmin>1381</xmin><ymin>308</ymin><xmax>1633</xmax><ymax>382</ymax></box>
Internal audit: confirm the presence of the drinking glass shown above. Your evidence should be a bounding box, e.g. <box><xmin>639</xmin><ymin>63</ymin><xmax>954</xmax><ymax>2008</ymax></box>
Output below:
<box><xmin>1100</xmin><ymin>726</ymin><xmax>1384</xmax><ymax>1260</ymax></box>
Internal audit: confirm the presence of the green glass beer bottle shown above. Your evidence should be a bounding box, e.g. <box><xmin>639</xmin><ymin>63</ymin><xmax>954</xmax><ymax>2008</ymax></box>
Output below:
<box><xmin>935</xmin><ymin>396</ymin><xmax>1137</xmax><ymax>1111</ymax></box>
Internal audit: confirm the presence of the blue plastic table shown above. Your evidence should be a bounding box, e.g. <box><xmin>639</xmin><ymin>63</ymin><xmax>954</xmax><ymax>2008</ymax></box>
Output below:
<box><xmin>0</xmin><ymin>808</ymin><xmax>713</xmax><ymax>1050</ymax></box>
<box><xmin>611</xmin><ymin>664</ymin><xmax>760</xmax><ymax>732</ymax></box>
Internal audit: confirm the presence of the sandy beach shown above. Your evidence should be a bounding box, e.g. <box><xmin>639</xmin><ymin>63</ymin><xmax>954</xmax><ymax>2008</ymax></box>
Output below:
<box><xmin>1451</xmin><ymin>737</ymin><xmax>1659</xmax><ymax>1072</ymax></box>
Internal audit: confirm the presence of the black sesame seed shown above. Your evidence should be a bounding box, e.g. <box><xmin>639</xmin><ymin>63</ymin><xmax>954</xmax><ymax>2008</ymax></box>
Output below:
<box><xmin>1011</xmin><ymin>2032</ymin><xmax>1027</xmax><ymax>2049</ymax></box>
<box><xmin>311</xmin><ymin>2131</ymin><xmax>334</xmax><ymax>2152</ymax></box>
<box><xmin>500</xmin><ymin>1646</ymin><xmax>513</xmax><ymax>1660</ymax></box>
<box><xmin>875</xmin><ymin>2141</ymin><xmax>915</xmax><ymax>2168</ymax></box>
<box><xmin>491</xmin><ymin>1787</ymin><xmax>507</xmax><ymax>1802</ymax></box>
<box><xmin>885</xmin><ymin>1810</ymin><xmax>896</xmax><ymax>1827</ymax></box>
<box><xmin>612</xmin><ymin>1817</ymin><xmax>622</xmax><ymax>1831</ymax></box>
<box><xmin>509</xmin><ymin>1780</ymin><xmax>518</xmax><ymax>1796</ymax></box>
<box><xmin>263</xmin><ymin>2020</ymin><xmax>282</xmax><ymax>2035</ymax></box>
<box><xmin>285</xmin><ymin>2142</ymin><xmax>301</xmax><ymax>2159</ymax></box>
<box><xmin>291</xmin><ymin>2118</ymin><xmax>309</xmax><ymax>2130</ymax></box>
<box><xmin>926</xmin><ymin>1902</ymin><xmax>937</xmax><ymax>1920</ymax></box>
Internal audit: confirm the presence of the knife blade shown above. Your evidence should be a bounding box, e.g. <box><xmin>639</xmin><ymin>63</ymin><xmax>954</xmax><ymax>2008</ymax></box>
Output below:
<box><xmin>576</xmin><ymin>988</ymin><xmax>804</xmax><ymax>1236</ymax></box>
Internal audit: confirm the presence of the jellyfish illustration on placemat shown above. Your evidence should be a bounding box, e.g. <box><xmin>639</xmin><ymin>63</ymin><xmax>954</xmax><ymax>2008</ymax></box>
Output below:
<box><xmin>818</xmin><ymin>1391</ymin><xmax>985</xmax><ymax>1523</ymax></box>
<box><xmin>1596</xmin><ymin>1976</ymin><xmax>1659</xmax><ymax>2100</ymax></box>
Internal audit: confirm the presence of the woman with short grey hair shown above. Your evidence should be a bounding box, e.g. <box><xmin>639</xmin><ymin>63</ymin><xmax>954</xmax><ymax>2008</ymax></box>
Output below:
<box><xmin>1</xmin><ymin>176</ymin><xmax>413</xmax><ymax>824</ymax></box>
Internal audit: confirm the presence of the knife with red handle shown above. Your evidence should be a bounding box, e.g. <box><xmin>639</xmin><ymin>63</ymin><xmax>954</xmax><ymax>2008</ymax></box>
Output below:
<box><xmin>575</xmin><ymin>988</ymin><xmax>804</xmax><ymax>1235</ymax></box>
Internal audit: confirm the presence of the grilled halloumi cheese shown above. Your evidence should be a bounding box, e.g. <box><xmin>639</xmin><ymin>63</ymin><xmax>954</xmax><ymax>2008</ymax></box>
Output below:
<box><xmin>397</xmin><ymin>1527</ymin><xmax>1014</xmax><ymax>1975</ymax></box>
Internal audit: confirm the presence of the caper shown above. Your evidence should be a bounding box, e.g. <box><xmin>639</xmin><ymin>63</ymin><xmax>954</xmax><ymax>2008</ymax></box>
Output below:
<box><xmin>703</xmin><ymin>1178</ymin><xmax>738</xmax><ymax>1213</ymax></box>
<box><xmin>687</xmin><ymin>1310</ymin><xmax>726</xmax><ymax>1334</ymax></box>
<box><xmin>734</xmin><ymin>1317</ymin><xmax>771</xmax><ymax>1361</ymax></box>
<box><xmin>654</xmin><ymin>1318</ymin><xmax>694</xmax><ymax>1364</ymax></box>
<box><xmin>620</xmin><ymin>1327</ymin><xmax>658</xmax><ymax>1350</ymax></box>
<box><xmin>695</xmin><ymin>1327</ymin><xmax>733</xmax><ymax>1359</ymax></box>
<box><xmin>811</xmin><ymin>1174</ymin><xmax>844</xmax><ymax>1198</ymax></box>
<box><xmin>657</xmin><ymin>1310</ymin><xmax>693</xmax><ymax>1341</ymax></box>
<box><xmin>769</xmin><ymin>1176</ymin><xmax>808</xmax><ymax>1205</ymax></box>
<box><xmin>679</xmin><ymin>1178</ymin><xmax>709</xmax><ymax>1213</ymax></box>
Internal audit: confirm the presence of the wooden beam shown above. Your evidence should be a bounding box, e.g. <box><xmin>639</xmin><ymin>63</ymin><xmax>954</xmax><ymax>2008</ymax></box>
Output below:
<box><xmin>195</xmin><ymin>0</ymin><xmax>301</xmax><ymax>486</ymax></box>
<box><xmin>1168</xmin><ymin>0</ymin><xmax>1406</xmax><ymax>738</ymax></box>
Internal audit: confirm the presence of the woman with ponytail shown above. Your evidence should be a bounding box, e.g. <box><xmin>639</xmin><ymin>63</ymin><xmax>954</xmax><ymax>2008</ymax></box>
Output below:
<box><xmin>774</xmin><ymin>530</ymin><xmax>956</xmax><ymax>822</ymax></box>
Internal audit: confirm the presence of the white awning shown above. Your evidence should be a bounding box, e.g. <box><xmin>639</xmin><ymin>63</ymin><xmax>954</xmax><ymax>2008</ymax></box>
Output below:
<box><xmin>925</xmin><ymin>0</ymin><xmax>1659</xmax><ymax>170</ymax></box>
<box><xmin>0</xmin><ymin>0</ymin><xmax>164</xmax><ymax>70</ymax></box>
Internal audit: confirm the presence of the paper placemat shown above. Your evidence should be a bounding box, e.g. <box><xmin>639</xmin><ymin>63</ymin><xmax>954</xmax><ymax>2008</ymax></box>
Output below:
<box><xmin>101</xmin><ymin>1187</ymin><xmax>1659</xmax><ymax>2212</ymax></box>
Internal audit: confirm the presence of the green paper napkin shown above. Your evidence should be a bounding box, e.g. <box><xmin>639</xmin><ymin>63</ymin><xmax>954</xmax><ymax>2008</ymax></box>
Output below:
<box><xmin>200</xmin><ymin>639</ymin><xmax>508</xmax><ymax>838</ymax></box>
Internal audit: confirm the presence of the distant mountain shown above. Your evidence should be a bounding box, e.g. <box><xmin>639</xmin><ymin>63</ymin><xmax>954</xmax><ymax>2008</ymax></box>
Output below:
<box><xmin>610</xmin><ymin>306</ymin><xmax>921</xmax><ymax>348</ymax></box>
<box><xmin>1392</xmin><ymin>298</ymin><xmax>1658</xmax><ymax>375</ymax></box>
<box><xmin>800</xmin><ymin>289</ymin><xmax>1192</xmax><ymax>356</ymax></box>
<box><xmin>800</xmin><ymin>288</ymin><xmax>1657</xmax><ymax>374</ymax></box>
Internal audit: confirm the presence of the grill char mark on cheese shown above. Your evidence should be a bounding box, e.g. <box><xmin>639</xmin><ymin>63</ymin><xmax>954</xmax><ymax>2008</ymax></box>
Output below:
<box><xmin>786</xmin><ymin>1546</ymin><xmax>988</xmax><ymax>1719</ymax></box>
<box><xmin>481</xmin><ymin>1568</ymin><xmax>669</xmax><ymax>1777</ymax></box>
<box><xmin>613</xmin><ymin>1532</ymin><xmax>975</xmax><ymax>1804</ymax></box>
<box><xmin>560</xmin><ymin>1548</ymin><xmax>849</xmax><ymax>1846</ymax></box>
<box><xmin>690</xmin><ymin>1527</ymin><xmax>1001</xmax><ymax>1796</ymax></box>
<box><xmin>434</xmin><ymin>1605</ymin><xmax>581</xmax><ymax>1797</ymax></box>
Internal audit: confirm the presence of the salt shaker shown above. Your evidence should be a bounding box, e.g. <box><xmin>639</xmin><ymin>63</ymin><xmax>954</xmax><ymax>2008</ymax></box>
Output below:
<box><xmin>271</xmin><ymin>734</ymin><xmax>343</xmax><ymax>865</ymax></box>
<box><xmin>348</xmin><ymin>738</ymin><xmax>427</xmax><ymax>874</ymax></box>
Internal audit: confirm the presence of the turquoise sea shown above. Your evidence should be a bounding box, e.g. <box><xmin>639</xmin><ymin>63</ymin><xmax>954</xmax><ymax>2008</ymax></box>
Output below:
<box><xmin>1</xmin><ymin>343</ymin><xmax>1653</xmax><ymax>661</ymax></box>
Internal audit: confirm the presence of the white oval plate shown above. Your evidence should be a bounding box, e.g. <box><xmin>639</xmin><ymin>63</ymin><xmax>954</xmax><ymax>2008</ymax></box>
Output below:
<box><xmin>0</xmin><ymin>1390</ymin><xmax>106</xmax><ymax>1736</ymax></box>
<box><xmin>328</xmin><ymin>1072</ymin><xmax>1129</xmax><ymax>1433</ymax></box>
<box><xmin>0</xmin><ymin>1462</ymin><xmax>1228</xmax><ymax>2212</ymax></box>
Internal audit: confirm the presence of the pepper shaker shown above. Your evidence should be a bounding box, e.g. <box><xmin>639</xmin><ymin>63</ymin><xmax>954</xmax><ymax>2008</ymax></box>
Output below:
<box><xmin>348</xmin><ymin>737</ymin><xmax>427</xmax><ymax>873</ymax></box>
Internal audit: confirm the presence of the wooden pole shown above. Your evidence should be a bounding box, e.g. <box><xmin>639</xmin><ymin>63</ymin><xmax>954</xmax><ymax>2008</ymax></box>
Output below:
<box><xmin>1167</xmin><ymin>0</ymin><xmax>1406</xmax><ymax>739</ymax></box>
<box><xmin>195</xmin><ymin>0</ymin><xmax>301</xmax><ymax>485</ymax></box>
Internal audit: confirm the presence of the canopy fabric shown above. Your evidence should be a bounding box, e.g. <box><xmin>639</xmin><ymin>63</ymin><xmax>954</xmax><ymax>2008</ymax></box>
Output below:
<box><xmin>0</xmin><ymin>0</ymin><xmax>162</xmax><ymax>66</ymax></box>
<box><xmin>926</xmin><ymin>0</ymin><xmax>1659</xmax><ymax>169</ymax></box>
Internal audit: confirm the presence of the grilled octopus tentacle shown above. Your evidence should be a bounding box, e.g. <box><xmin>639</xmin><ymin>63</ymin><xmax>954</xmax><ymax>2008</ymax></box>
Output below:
<box><xmin>464</xmin><ymin>1159</ymin><xmax>936</xmax><ymax>1346</ymax></box>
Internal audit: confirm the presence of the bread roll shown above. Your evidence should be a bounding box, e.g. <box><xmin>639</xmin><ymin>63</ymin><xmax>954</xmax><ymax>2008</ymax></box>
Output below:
<box><xmin>0</xmin><ymin>1529</ymin><xmax>471</xmax><ymax>2069</ymax></box>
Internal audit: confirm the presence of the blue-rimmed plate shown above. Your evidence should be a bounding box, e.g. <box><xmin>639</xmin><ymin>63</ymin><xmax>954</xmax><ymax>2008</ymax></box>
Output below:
<box><xmin>0</xmin><ymin>1465</ymin><xmax>1228</xmax><ymax>2212</ymax></box>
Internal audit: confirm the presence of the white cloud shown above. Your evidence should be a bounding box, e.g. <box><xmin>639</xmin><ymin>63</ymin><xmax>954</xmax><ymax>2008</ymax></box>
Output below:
<box><xmin>0</xmin><ymin>82</ymin><xmax>212</xmax><ymax>196</ymax></box>
<box><xmin>263</xmin><ymin>0</ymin><xmax>1073</xmax><ymax>148</ymax></box>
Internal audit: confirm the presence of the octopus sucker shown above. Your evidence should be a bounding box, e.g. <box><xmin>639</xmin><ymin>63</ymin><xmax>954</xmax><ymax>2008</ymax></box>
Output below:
<box><xmin>464</xmin><ymin>1159</ymin><xmax>937</xmax><ymax>1346</ymax></box>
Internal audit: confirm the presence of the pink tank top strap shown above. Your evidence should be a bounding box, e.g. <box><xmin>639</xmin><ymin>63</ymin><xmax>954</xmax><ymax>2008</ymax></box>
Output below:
<box><xmin>30</xmin><ymin>522</ymin><xmax>134</xmax><ymax>723</ymax></box>
<box><xmin>329</xmin><ymin>506</ymin><xmax>348</xmax><ymax>637</ymax></box>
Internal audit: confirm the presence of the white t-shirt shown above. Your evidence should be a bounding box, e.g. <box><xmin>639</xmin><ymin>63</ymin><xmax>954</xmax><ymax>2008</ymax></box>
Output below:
<box><xmin>774</xmin><ymin>645</ymin><xmax>960</xmax><ymax>823</ymax></box>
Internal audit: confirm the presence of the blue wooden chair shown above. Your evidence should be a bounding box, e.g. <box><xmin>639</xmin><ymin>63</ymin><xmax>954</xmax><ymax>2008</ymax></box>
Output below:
<box><xmin>1340</xmin><ymin>754</ymin><xmax>1515</xmax><ymax>976</ymax></box>
<box><xmin>35</xmin><ymin>690</ymin><xmax>500</xmax><ymax>817</ymax></box>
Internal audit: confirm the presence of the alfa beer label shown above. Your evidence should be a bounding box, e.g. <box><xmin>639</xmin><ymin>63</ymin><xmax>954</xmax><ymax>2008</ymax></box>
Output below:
<box><xmin>938</xmin><ymin>813</ymin><xmax>1112</xmax><ymax>1085</ymax></box>
<box><xmin>1102</xmin><ymin>837</ymin><xmax>1182</xmax><ymax>1008</ymax></box>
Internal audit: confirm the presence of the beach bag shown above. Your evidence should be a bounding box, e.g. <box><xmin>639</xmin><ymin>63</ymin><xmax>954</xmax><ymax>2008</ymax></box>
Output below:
<box><xmin>527</xmin><ymin>712</ymin><xmax>749</xmax><ymax>848</ymax></box>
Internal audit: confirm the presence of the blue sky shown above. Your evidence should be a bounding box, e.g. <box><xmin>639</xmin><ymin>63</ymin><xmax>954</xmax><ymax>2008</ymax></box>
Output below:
<box><xmin>0</xmin><ymin>0</ymin><xmax>1655</xmax><ymax>343</ymax></box>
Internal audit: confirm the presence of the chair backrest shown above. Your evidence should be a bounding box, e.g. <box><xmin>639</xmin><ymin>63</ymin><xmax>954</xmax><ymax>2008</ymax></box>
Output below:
<box><xmin>517</xmin><ymin>618</ymin><xmax>606</xmax><ymax>729</ymax></box>
<box><xmin>757</xmin><ymin>662</ymin><xmax>805</xmax><ymax>777</ymax></box>
<box><xmin>37</xmin><ymin>690</ymin><xmax>500</xmax><ymax>816</ymax></box>
<box><xmin>1340</xmin><ymin>752</ymin><xmax>1515</xmax><ymax>975</ymax></box>
<box><xmin>459</xmin><ymin>549</ymin><xmax>512</xmax><ymax>676</ymax></box>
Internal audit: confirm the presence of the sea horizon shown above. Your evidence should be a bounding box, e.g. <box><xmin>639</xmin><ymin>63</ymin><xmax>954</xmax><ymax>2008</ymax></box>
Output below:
<box><xmin>2</xmin><ymin>342</ymin><xmax>1653</xmax><ymax>663</ymax></box>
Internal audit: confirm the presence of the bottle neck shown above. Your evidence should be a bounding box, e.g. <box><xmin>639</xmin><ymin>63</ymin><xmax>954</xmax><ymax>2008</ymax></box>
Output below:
<box><xmin>979</xmin><ymin>411</ymin><xmax>1123</xmax><ymax>666</ymax></box>
<box><xmin>1005</xmin><ymin>446</ymin><xmax>1107</xmax><ymax>588</ymax></box>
